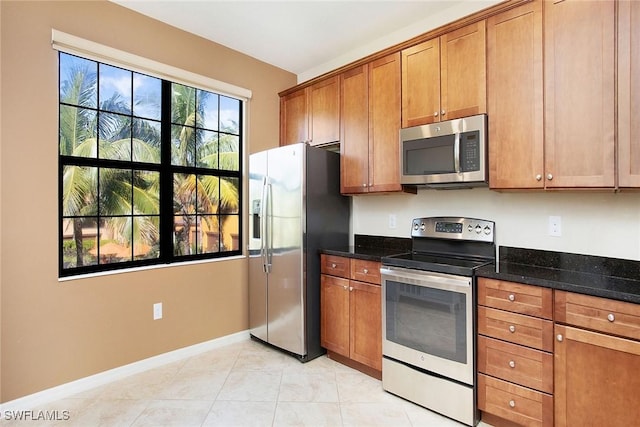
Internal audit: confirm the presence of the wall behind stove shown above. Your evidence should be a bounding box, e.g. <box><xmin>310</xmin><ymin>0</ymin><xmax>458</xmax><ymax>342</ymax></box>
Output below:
<box><xmin>351</xmin><ymin>189</ymin><xmax>640</xmax><ymax>261</ymax></box>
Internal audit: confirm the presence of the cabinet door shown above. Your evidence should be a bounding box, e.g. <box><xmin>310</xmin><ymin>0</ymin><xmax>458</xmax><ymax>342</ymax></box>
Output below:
<box><xmin>401</xmin><ymin>38</ymin><xmax>441</xmax><ymax>127</ymax></box>
<box><xmin>440</xmin><ymin>20</ymin><xmax>487</xmax><ymax>121</ymax></box>
<box><xmin>309</xmin><ymin>76</ymin><xmax>340</xmax><ymax>146</ymax></box>
<box><xmin>320</xmin><ymin>275</ymin><xmax>350</xmax><ymax>357</ymax></box>
<box><xmin>487</xmin><ymin>1</ymin><xmax>544</xmax><ymax>189</ymax></box>
<box><xmin>618</xmin><ymin>0</ymin><xmax>640</xmax><ymax>187</ymax></box>
<box><xmin>369</xmin><ymin>53</ymin><xmax>402</xmax><ymax>193</ymax></box>
<box><xmin>544</xmin><ymin>0</ymin><xmax>615</xmax><ymax>188</ymax></box>
<box><xmin>349</xmin><ymin>280</ymin><xmax>382</xmax><ymax>371</ymax></box>
<box><xmin>554</xmin><ymin>324</ymin><xmax>640</xmax><ymax>427</ymax></box>
<box><xmin>340</xmin><ymin>65</ymin><xmax>369</xmax><ymax>194</ymax></box>
<box><xmin>280</xmin><ymin>88</ymin><xmax>308</xmax><ymax>146</ymax></box>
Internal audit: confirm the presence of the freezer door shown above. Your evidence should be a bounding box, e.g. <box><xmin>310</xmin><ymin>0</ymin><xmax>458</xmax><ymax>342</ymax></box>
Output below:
<box><xmin>266</xmin><ymin>144</ymin><xmax>305</xmax><ymax>356</ymax></box>
<box><xmin>248</xmin><ymin>150</ymin><xmax>268</xmax><ymax>342</ymax></box>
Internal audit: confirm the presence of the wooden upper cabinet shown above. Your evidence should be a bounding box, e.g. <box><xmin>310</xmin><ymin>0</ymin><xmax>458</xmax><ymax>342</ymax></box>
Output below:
<box><xmin>341</xmin><ymin>53</ymin><xmax>402</xmax><ymax>194</ymax></box>
<box><xmin>340</xmin><ymin>65</ymin><xmax>369</xmax><ymax>194</ymax></box>
<box><xmin>544</xmin><ymin>0</ymin><xmax>615</xmax><ymax>188</ymax></box>
<box><xmin>280</xmin><ymin>88</ymin><xmax>308</xmax><ymax>146</ymax></box>
<box><xmin>487</xmin><ymin>0</ymin><xmax>544</xmax><ymax>189</ymax></box>
<box><xmin>618</xmin><ymin>0</ymin><xmax>640</xmax><ymax>188</ymax></box>
<box><xmin>309</xmin><ymin>76</ymin><xmax>340</xmax><ymax>146</ymax></box>
<box><xmin>440</xmin><ymin>20</ymin><xmax>486</xmax><ymax>121</ymax></box>
<box><xmin>401</xmin><ymin>38</ymin><xmax>440</xmax><ymax>127</ymax></box>
<box><xmin>280</xmin><ymin>76</ymin><xmax>339</xmax><ymax>146</ymax></box>
<box><xmin>369</xmin><ymin>53</ymin><xmax>402</xmax><ymax>193</ymax></box>
<box><xmin>401</xmin><ymin>21</ymin><xmax>486</xmax><ymax>128</ymax></box>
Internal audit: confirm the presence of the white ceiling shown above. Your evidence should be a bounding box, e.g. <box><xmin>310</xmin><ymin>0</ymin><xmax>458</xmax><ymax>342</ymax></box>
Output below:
<box><xmin>111</xmin><ymin>0</ymin><xmax>502</xmax><ymax>83</ymax></box>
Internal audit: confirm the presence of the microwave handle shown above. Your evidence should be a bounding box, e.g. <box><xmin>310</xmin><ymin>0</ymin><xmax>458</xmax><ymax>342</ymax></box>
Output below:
<box><xmin>454</xmin><ymin>132</ymin><xmax>461</xmax><ymax>174</ymax></box>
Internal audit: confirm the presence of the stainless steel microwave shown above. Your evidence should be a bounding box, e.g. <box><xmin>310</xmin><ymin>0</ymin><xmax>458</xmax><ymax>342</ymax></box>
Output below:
<box><xmin>400</xmin><ymin>114</ymin><xmax>487</xmax><ymax>188</ymax></box>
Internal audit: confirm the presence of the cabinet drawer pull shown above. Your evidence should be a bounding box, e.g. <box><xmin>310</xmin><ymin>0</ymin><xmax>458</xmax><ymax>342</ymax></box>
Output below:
<box><xmin>363</xmin><ymin>268</ymin><xmax>368</xmax><ymax>274</ymax></box>
<box><xmin>509</xmin><ymin>400</ymin><xmax>516</xmax><ymax>408</ymax></box>
<box><xmin>509</xmin><ymin>325</ymin><xmax>516</xmax><ymax>333</ymax></box>
<box><xmin>441</xmin><ymin>110</ymin><xmax>446</xmax><ymax>116</ymax></box>
<box><xmin>607</xmin><ymin>313</ymin><xmax>615</xmax><ymax>322</ymax></box>
<box><xmin>509</xmin><ymin>360</ymin><xmax>516</xmax><ymax>368</ymax></box>
<box><xmin>536</xmin><ymin>174</ymin><xmax>542</xmax><ymax>181</ymax></box>
<box><xmin>343</xmin><ymin>285</ymin><xmax>348</xmax><ymax>290</ymax></box>
<box><xmin>331</xmin><ymin>263</ymin><xmax>337</xmax><ymax>268</ymax></box>
<box><xmin>557</xmin><ymin>334</ymin><xmax>563</xmax><ymax>342</ymax></box>
<box><xmin>508</xmin><ymin>294</ymin><xmax>515</xmax><ymax>302</ymax></box>
<box><xmin>349</xmin><ymin>287</ymin><xmax>354</xmax><ymax>292</ymax></box>
<box><xmin>434</xmin><ymin>111</ymin><xmax>439</xmax><ymax>117</ymax></box>
<box><xmin>547</xmin><ymin>173</ymin><xmax>553</xmax><ymax>180</ymax></box>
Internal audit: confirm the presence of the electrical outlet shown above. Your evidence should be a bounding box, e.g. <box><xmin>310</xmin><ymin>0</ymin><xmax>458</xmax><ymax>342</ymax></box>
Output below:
<box><xmin>389</xmin><ymin>214</ymin><xmax>397</xmax><ymax>229</ymax></box>
<box><xmin>549</xmin><ymin>216</ymin><xmax>562</xmax><ymax>237</ymax></box>
<box><xmin>153</xmin><ymin>302</ymin><xmax>163</xmax><ymax>320</ymax></box>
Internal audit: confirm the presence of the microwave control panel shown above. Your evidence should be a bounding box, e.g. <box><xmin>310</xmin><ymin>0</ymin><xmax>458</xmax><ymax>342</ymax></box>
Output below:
<box><xmin>459</xmin><ymin>131</ymin><xmax>480</xmax><ymax>172</ymax></box>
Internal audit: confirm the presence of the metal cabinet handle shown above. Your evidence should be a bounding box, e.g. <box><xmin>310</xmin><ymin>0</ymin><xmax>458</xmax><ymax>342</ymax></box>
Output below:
<box><xmin>607</xmin><ymin>313</ymin><xmax>615</xmax><ymax>322</ymax></box>
<box><xmin>363</xmin><ymin>268</ymin><xmax>368</xmax><ymax>274</ymax></box>
<box><xmin>509</xmin><ymin>360</ymin><xmax>516</xmax><ymax>368</ymax></box>
<box><xmin>547</xmin><ymin>173</ymin><xmax>553</xmax><ymax>180</ymax></box>
<box><xmin>509</xmin><ymin>325</ymin><xmax>516</xmax><ymax>333</ymax></box>
<box><xmin>557</xmin><ymin>334</ymin><xmax>563</xmax><ymax>342</ymax></box>
<box><xmin>509</xmin><ymin>400</ymin><xmax>516</xmax><ymax>408</ymax></box>
<box><xmin>331</xmin><ymin>263</ymin><xmax>337</xmax><ymax>269</ymax></box>
<box><xmin>441</xmin><ymin>110</ymin><xmax>446</xmax><ymax>116</ymax></box>
<box><xmin>508</xmin><ymin>294</ymin><xmax>515</xmax><ymax>302</ymax></box>
<box><xmin>536</xmin><ymin>174</ymin><xmax>542</xmax><ymax>181</ymax></box>
<box><xmin>362</xmin><ymin>183</ymin><xmax>367</xmax><ymax>187</ymax></box>
<box><xmin>349</xmin><ymin>287</ymin><xmax>354</xmax><ymax>292</ymax></box>
<box><xmin>434</xmin><ymin>111</ymin><xmax>439</xmax><ymax>117</ymax></box>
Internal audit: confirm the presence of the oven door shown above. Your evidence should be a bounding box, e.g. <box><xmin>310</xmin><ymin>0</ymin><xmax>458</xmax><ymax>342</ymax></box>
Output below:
<box><xmin>381</xmin><ymin>266</ymin><xmax>474</xmax><ymax>385</ymax></box>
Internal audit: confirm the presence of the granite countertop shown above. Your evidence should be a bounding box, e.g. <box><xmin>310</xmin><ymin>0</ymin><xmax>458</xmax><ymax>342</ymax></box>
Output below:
<box><xmin>477</xmin><ymin>247</ymin><xmax>640</xmax><ymax>305</ymax></box>
<box><xmin>319</xmin><ymin>234</ymin><xmax>411</xmax><ymax>262</ymax></box>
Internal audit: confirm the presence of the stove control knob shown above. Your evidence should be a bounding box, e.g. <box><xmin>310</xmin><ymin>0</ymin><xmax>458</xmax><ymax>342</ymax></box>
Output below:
<box><xmin>413</xmin><ymin>222</ymin><xmax>419</xmax><ymax>231</ymax></box>
<box><xmin>420</xmin><ymin>222</ymin><xmax>426</xmax><ymax>231</ymax></box>
<box><xmin>484</xmin><ymin>226</ymin><xmax>491</xmax><ymax>235</ymax></box>
<box><xmin>468</xmin><ymin>225</ymin><xmax>473</xmax><ymax>233</ymax></box>
<box><xmin>475</xmin><ymin>225</ymin><xmax>482</xmax><ymax>234</ymax></box>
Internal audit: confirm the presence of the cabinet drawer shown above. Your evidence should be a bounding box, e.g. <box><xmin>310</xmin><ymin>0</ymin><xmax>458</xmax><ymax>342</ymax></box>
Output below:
<box><xmin>478</xmin><ymin>306</ymin><xmax>554</xmax><ymax>352</ymax></box>
<box><xmin>478</xmin><ymin>374</ymin><xmax>553</xmax><ymax>427</ymax></box>
<box><xmin>321</xmin><ymin>254</ymin><xmax>350</xmax><ymax>278</ymax></box>
<box><xmin>479</xmin><ymin>278</ymin><xmax>553</xmax><ymax>319</ymax></box>
<box><xmin>351</xmin><ymin>259</ymin><xmax>381</xmax><ymax>285</ymax></box>
<box><xmin>478</xmin><ymin>336</ymin><xmax>553</xmax><ymax>394</ymax></box>
<box><xmin>555</xmin><ymin>290</ymin><xmax>640</xmax><ymax>341</ymax></box>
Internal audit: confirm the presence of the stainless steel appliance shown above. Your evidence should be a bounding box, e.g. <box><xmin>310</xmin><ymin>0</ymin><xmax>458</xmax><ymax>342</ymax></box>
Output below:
<box><xmin>381</xmin><ymin>217</ymin><xmax>495</xmax><ymax>426</ymax></box>
<box><xmin>249</xmin><ymin>143</ymin><xmax>349</xmax><ymax>361</ymax></box>
<box><xmin>400</xmin><ymin>114</ymin><xmax>488</xmax><ymax>188</ymax></box>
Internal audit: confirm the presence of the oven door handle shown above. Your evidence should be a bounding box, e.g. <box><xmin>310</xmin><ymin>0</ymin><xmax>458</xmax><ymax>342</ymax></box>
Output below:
<box><xmin>380</xmin><ymin>266</ymin><xmax>472</xmax><ymax>292</ymax></box>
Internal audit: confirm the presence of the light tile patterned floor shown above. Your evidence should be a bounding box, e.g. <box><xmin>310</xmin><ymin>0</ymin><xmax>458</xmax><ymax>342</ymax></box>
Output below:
<box><xmin>11</xmin><ymin>339</ymin><xmax>493</xmax><ymax>426</ymax></box>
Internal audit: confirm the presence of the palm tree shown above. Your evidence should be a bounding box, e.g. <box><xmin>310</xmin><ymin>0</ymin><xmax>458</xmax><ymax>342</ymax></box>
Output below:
<box><xmin>171</xmin><ymin>85</ymin><xmax>240</xmax><ymax>255</ymax></box>
<box><xmin>60</xmin><ymin>55</ymin><xmax>161</xmax><ymax>267</ymax></box>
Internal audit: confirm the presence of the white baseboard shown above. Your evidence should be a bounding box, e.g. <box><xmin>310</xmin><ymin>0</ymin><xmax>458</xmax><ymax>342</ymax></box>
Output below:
<box><xmin>0</xmin><ymin>330</ymin><xmax>250</xmax><ymax>412</ymax></box>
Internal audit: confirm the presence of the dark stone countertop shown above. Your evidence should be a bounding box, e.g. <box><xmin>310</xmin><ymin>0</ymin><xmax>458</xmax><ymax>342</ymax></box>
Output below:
<box><xmin>319</xmin><ymin>234</ymin><xmax>411</xmax><ymax>262</ymax></box>
<box><xmin>477</xmin><ymin>246</ymin><xmax>640</xmax><ymax>305</ymax></box>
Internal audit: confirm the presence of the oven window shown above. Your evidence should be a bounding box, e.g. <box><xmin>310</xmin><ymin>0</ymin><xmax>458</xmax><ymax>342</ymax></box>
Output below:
<box><xmin>385</xmin><ymin>280</ymin><xmax>467</xmax><ymax>363</ymax></box>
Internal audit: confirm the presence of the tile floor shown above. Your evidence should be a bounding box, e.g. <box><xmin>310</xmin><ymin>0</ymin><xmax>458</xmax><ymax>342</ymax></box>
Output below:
<box><xmin>11</xmin><ymin>339</ymin><xmax>492</xmax><ymax>426</ymax></box>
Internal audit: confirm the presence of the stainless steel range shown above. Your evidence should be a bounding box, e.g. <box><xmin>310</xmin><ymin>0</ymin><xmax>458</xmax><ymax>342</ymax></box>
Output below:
<box><xmin>380</xmin><ymin>217</ymin><xmax>495</xmax><ymax>426</ymax></box>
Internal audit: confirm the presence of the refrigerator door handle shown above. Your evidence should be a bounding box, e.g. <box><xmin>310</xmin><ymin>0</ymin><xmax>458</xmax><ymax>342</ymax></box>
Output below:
<box><xmin>265</xmin><ymin>179</ymin><xmax>273</xmax><ymax>273</ymax></box>
<box><xmin>260</xmin><ymin>177</ymin><xmax>268</xmax><ymax>273</ymax></box>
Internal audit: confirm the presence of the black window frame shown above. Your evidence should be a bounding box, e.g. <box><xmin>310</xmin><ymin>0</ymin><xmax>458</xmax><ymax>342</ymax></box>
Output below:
<box><xmin>58</xmin><ymin>52</ymin><xmax>243</xmax><ymax>278</ymax></box>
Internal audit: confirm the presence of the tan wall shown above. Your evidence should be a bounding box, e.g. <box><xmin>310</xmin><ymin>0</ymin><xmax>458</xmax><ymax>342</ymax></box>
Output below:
<box><xmin>0</xmin><ymin>0</ymin><xmax>296</xmax><ymax>402</ymax></box>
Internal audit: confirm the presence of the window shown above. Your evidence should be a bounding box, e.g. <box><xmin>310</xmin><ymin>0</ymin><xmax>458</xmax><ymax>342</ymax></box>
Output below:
<box><xmin>59</xmin><ymin>52</ymin><xmax>242</xmax><ymax>277</ymax></box>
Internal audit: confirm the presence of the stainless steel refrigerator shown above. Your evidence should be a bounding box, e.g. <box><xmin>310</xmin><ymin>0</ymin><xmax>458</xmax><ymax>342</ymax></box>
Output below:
<box><xmin>249</xmin><ymin>143</ymin><xmax>349</xmax><ymax>361</ymax></box>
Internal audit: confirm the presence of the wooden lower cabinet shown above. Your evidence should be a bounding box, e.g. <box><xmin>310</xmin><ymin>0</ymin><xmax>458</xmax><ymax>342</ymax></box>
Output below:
<box><xmin>320</xmin><ymin>255</ymin><xmax>382</xmax><ymax>376</ymax></box>
<box><xmin>554</xmin><ymin>324</ymin><xmax>640</xmax><ymax>427</ymax></box>
<box><xmin>478</xmin><ymin>374</ymin><xmax>553</xmax><ymax>427</ymax></box>
<box><xmin>477</xmin><ymin>278</ymin><xmax>553</xmax><ymax>427</ymax></box>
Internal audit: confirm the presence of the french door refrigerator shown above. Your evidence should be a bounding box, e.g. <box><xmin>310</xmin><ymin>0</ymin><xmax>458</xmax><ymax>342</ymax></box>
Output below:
<box><xmin>249</xmin><ymin>143</ymin><xmax>349</xmax><ymax>361</ymax></box>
